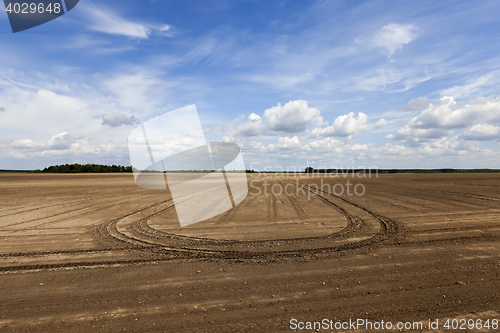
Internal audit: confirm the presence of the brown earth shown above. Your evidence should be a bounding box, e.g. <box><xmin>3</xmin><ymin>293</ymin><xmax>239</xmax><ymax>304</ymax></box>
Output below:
<box><xmin>0</xmin><ymin>173</ymin><xmax>499</xmax><ymax>332</ymax></box>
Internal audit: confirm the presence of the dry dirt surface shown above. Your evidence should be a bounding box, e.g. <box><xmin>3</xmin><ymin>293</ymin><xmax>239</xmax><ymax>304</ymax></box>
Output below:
<box><xmin>0</xmin><ymin>173</ymin><xmax>499</xmax><ymax>332</ymax></box>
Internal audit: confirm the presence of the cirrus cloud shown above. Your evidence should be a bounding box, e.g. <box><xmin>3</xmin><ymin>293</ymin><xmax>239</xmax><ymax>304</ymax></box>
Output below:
<box><xmin>80</xmin><ymin>2</ymin><xmax>174</xmax><ymax>40</ymax></box>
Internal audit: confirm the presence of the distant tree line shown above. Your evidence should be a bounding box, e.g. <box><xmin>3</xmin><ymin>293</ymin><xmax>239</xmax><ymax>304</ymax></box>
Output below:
<box><xmin>138</xmin><ymin>169</ymin><xmax>257</xmax><ymax>173</ymax></box>
<box><xmin>377</xmin><ymin>168</ymin><xmax>500</xmax><ymax>174</ymax></box>
<box><xmin>307</xmin><ymin>168</ymin><xmax>500</xmax><ymax>174</ymax></box>
<box><xmin>34</xmin><ymin>164</ymin><xmax>133</xmax><ymax>173</ymax></box>
<box><xmin>32</xmin><ymin>164</ymin><xmax>257</xmax><ymax>173</ymax></box>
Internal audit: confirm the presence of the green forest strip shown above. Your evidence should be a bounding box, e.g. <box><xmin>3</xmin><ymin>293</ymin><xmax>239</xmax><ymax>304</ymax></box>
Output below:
<box><xmin>35</xmin><ymin>164</ymin><xmax>133</xmax><ymax>173</ymax></box>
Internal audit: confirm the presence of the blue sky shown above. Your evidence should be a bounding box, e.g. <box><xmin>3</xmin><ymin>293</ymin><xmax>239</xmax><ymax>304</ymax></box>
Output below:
<box><xmin>1</xmin><ymin>0</ymin><xmax>499</xmax><ymax>170</ymax></box>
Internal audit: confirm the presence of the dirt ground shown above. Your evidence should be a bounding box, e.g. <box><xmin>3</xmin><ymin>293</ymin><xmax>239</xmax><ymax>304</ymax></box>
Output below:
<box><xmin>0</xmin><ymin>173</ymin><xmax>499</xmax><ymax>332</ymax></box>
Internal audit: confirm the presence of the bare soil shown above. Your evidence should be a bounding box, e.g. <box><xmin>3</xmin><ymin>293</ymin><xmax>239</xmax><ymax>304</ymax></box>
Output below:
<box><xmin>0</xmin><ymin>173</ymin><xmax>499</xmax><ymax>332</ymax></box>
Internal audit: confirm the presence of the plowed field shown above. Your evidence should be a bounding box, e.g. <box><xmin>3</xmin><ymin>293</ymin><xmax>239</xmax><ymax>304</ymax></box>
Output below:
<box><xmin>1</xmin><ymin>173</ymin><xmax>499</xmax><ymax>332</ymax></box>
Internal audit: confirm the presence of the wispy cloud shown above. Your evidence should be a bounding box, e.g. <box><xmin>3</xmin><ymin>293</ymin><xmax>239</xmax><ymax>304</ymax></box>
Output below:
<box><xmin>64</xmin><ymin>34</ymin><xmax>137</xmax><ymax>53</ymax></box>
<box><xmin>440</xmin><ymin>71</ymin><xmax>500</xmax><ymax>99</ymax></box>
<box><xmin>80</xmin><ymin>2</ymin><xmax>164</xmax><ymax>39</ymax></box>
<box><xmin>83</xmin><ymin>4</ymin><xmax>149</xmax><ymax>39</ymax></box>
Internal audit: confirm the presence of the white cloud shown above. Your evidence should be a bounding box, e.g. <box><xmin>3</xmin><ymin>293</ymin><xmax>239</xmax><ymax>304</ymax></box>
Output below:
<box><xmin>160</xmin><ymin>24</ymin><xmax>172</xmax><ymax>32</ymax></box>
<box><xmin>228</xmin><ymin>100</ymin><xmax>323</xmax><ymax>138</ymax></box>
<box><xmin>0</xmin><ymin>106</ymin><xmax>5</xmax><ymax>112</ymax></box>
<box><xmin>371</xmin><ymin>23</ymin><xmax>418</xmax><ymax>57</ymax></box>
<box><xmin>0</xmin><ymin>69</ymin><xmax>153</xmax><ymax>168</ymax></box>
<box><xmin>348</xmin><ymin>143</ymin><xmax>369</xmax><ymax>151</ymax></box>
<box><xmin>311</xmin><ymin>112</ymin><xmax>386</xmax><ymax>138</ymax></box>
<box><xmin>11</xmin><ymin>138</ymin><xmax>46</xmax><ymax>150</ymax></box>
<box><xmin>460</xmin><ymin>124</ymin><xmax>500</xmax><ymax>141</ymax></box>
<box><xmin>275</xmin><ymin>136</ymin><xmax>301</xmax><ymax>149</ymax></box>
<box><xmin>11</xmin><ymin>132</ymin><xmax>77</xmax><ymax>151</ymax></box>
<box><xmin>308</xmin><ymin>137</ymin><xmax>344</xmax><ymax>153</ymax></box>
<box><xmin>378</xmin><ymin>143</ymin><xmax>415</xmax><ymax>156</ymax></box>
<box><xmin>405</xmin><ymin>96</ymin><xmax>473</xmax><ymax>129</ymax></box>
<box><xmin>417</xmin><ymin>136</ymin><xmax>476</xmax><ymax>156</ymax></box>
<box><xmin>389</xmin><ymin>95</ymin><xmax>500</xmax><ymax>145</ymax></box>
<box><xmin>80</xmin><ymin>3</ymin><xmax>174</xmax><ymax>40</ymax></box>
<box><xmin>225</xmin><ymin>114</ymin><xmax>263</xmax><ymax>139</ymax></box>
<box><xmin>247</xmin><ymin>113</ymin><xmax>261</xmax><ymax>122</ymax></box>
<box><xmin>81</xmin><ymin>3</ymin><xmax>151</xmax><ymax>39</ymax></box>
<box><xmin>101</xmin><ymin>112</ymin><xmax>140</xmax><ymax>127</ymax></box>
<box><xmin>0</xmin><ymin>84</ymin><xmax>91</xmax><ymax>137</ymax></box>
<box><xmin>263</xmin><ymin>100</ymin><xmax>323</xmax><ymax>133</ymax></box>
<box><xmin>9</xmin><ymin>132</ymin><xmax>111</xmax><ymax>157</ymax></box>
<box><xmin>387</xmin><ymin>127</ymin><xmax>452</xmax><ymax>144</ymax></box>
<box><xmin>46</xmin><ymin>132</ymin><xmax>80</xmax><ymax>150</ymax></box>
<box><xmin>440</xmin><ymin>72</ymin><xmax>500</xmax><ymax>99</ymax></box>
<box><xmin>374</xmin><ymin>23</ymin><xmax>418</xmax><ymax>57</ymax></box>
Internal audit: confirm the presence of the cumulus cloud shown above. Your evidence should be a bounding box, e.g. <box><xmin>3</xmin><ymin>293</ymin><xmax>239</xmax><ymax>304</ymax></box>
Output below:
<box><xmin>311</xmin><ymin>112</ymin><xmax>386</xmax><ymax>138</ymax></box>
<box><xmin>46</xmin><ymin>132</ymin><xmax>80</xmax><ymax>150</ymax></box>
<box><xmin>388</xmin><ymin>95</ymin><xmax>500</xmax><ymax>145</ymax></box>
<box><xmin>460</xmin><ymin>124</ymin><xmax>500</xmax><ymax>141</ymax></box>
<box><xmin>371</xmin><ymin>23</ymin><xmax>418</xmax><ymax>57</ymax></box>
<box><xmin>263</xmin><ymin>100</ymin><xmax>323</xmax><ymax>133</ymax></box>
<box><xmin>228</xmin><ymin>100</ymin><xmax>323</xmax><ymax>138</ymax></box>
<box><xmin>101</xmin><ymin>113</ymin><xmax>140</xmax><ymax>127</ymax></box>
<box><xmin>417</xmin><ymin>136</ymin><xmax>477</xmax><ymax>156</ymax></box>
<box><xmin>11</xmin><ymin>132</ymin><xmax>78</xmax><ymax>150</ymax></box>
<box><xmin>224</xmin><ymin>101</ymin><xmax>386</xmax><ymax>159</ymax></box>
<box><xmin>228</xmin><ymin>113</ymin><xmax>264</xmax><ymax>138</ymax></box>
